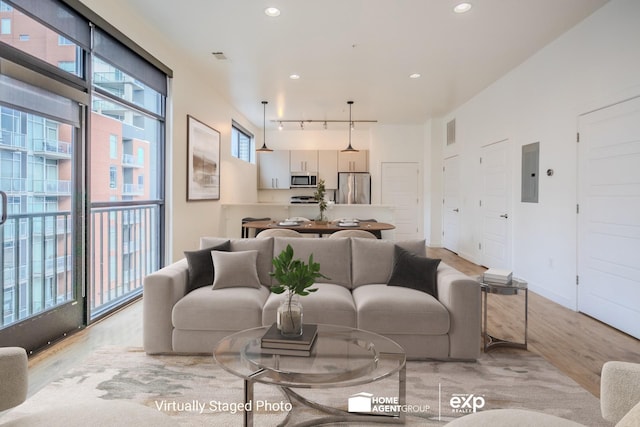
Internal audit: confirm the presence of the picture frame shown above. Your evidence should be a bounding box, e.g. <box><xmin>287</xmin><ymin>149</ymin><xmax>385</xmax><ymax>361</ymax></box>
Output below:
<box><xmin>187</xmin><ymin>115</ymin><xmax>220</xmax><ymax>201</ymax></box>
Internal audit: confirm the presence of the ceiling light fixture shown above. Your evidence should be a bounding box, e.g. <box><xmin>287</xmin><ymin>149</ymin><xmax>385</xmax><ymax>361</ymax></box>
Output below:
<box><xmin>453</xmin><ymin>2</ymin><xmax>472</xmax><ymax>13</ymax></box>
<box><xmin>341</xmin><ymin>101</ymin><xmax>359</xmax><ymax>153</ymax></box>
<box><xmin>289</xmin><ymin>74</ymin><xmax>300</xmax><ymax>80</ymax></box>
<box><xmin>409</xmin><ymin>73</ymin><xmax>421</xmax><ymax>79</ymax></box>
<box><xmin>256</xmin><ymin>101</ymin><xmax>273</xmax><ymax>152</ymax></box>
<box><xmin>264</xmin><ymin>7</ymin><xmax>281</xmax><ymax>17</ymax></box>
<box><xmin>278</xmin><ymin>121</ymin><xmax>283</xmax><ymax>131</ymax></box>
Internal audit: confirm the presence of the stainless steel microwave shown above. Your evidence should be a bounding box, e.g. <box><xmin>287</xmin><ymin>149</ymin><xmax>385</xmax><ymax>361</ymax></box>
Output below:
<box><xmin>290</xmin><ymin>173</ymin><xmax>318</xmax><ymax>188</ymax></box>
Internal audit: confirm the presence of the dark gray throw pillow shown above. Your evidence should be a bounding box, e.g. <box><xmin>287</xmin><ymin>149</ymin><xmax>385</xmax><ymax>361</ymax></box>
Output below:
<box><xmin>184</xmin><ymin>241</ymin><xmax>231</xmax><ymax>293</ymax></box>
<box><xmin>387</xmin><ymin>245</ymin><xmax>440</xmax><ymax>298</ymax></box>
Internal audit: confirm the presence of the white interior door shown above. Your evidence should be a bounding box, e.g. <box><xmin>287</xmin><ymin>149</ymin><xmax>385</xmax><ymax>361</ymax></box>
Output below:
<box><xmin>481</xmin><ymin>140</ymin><xmax>512</xmax><ymax>269</ymax></box>
<box><xmin>443</xmin><ymin>156</ymin><xmax>461</xmax><ymax>253</ymax></box>
<box><xmin>381</xmin><ymin>162</ymin><xmax>420</xmax><ymax>241</ymax></box>
<box><xmin>578</xmin><ymin>96</ymin><xmax>640</xmax><ymax>339</ymax></box>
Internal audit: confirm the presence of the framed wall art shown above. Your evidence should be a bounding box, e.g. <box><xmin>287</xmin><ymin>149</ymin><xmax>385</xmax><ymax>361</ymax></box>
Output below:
<box><xmin>187</xmin><ymin>115</ymin><xmax>220</xmax><ymax>201</ymax></box>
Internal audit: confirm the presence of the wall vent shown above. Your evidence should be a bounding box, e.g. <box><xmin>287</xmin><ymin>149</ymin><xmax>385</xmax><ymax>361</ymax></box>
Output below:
<box><xmin>212</xmin><ymin>52</ymin><xmax>227</xmax><ymax>60</ymax></box>
<box><xmin>446</xmin><ymin>119</ymin><xmax>456</xmax><ymax>145</ymax></box>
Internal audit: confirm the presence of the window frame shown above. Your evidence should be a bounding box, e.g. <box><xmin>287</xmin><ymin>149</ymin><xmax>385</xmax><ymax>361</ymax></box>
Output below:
<box><xmin>231</xmin><ymin>120</ymin><xmax>254</xmax><ymax>163</ymax></box>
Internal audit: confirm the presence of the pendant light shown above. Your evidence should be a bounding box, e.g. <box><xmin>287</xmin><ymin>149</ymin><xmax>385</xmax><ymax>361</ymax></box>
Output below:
<box><xmin>341</xmin><ymin>101</ymin><xmax>359</xmax><ymax>152</ymax></box>
<box><xmin>256</xmin><ymin>101</ymin><xmax>273</xmax><ymax>152</ymax></box>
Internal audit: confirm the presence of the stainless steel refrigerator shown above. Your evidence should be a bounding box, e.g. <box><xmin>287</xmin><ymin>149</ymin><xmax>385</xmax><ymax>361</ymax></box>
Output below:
<box><xmin>337</xmin><ymin>172</ymin><xmax>371</xmax><ymax>204</ymax></box>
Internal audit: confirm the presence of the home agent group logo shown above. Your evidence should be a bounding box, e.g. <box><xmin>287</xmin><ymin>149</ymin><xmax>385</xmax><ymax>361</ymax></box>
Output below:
<box><xmin>347</xmin><ymin>392</ymin><xmax>429</xmax><ymax>414</ymax></box>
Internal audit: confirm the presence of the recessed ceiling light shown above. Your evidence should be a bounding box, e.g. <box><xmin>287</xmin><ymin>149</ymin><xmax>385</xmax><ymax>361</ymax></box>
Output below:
<box><xmin>453</xmin><ymin>2</ymin><xmax>472</xmax><ymax>13</ymax></box>
<box><xmin>409</xmin><ymin>73</ymin><xmax>421</xmax><ymax>79</ymax></box>
<box><xmin>289</xmin><ymin>74</ymin><xmax>300</xmax><ymax>80</ymax></box>
<box><xmin>265</xmin><ymin>7</ymin><xmax>281</xmax><ymax>17</ymax></box>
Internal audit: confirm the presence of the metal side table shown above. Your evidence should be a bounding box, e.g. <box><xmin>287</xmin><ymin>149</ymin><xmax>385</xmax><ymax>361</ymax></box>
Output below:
<box><xmin>479</xmin><ymin>277</ymin><xmax>528</xmax><ymax>352</ymax></box>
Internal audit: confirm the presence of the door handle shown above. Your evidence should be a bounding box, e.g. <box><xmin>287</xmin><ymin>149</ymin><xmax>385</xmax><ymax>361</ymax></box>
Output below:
<box><xmin>453</xmin><ymin>208</ymin><xmax>459</xmax><ymax>212</ymax></box>
<box><xmin>0</xmin><ymin>190</ymin><xmax>7</xmax><ymax>225</ymax></box>
<box><xmin>500</xmin><ymin>213</ymin><xmax>508</xmax><ymax>218</ymax></box>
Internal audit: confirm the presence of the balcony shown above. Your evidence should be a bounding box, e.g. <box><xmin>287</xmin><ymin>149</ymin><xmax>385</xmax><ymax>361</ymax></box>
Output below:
<box><xmin>0</xmin><ymin>130</ymin><xmax>27</xmax><ymax>152</ymax></box>
<box><xmin>32</xmin><ymin>180</ymin><xmax>72</xmax><ymax>196</ymax></box>
<box><xmin>122</xmin><ymin>183</ymin><xmax>144</xmax><ymax>196</ymax></box>
<box><xmin>32</xmin><ymin>138</ymin><xmax>72</xmax><ymax>159</ymax></box>
<box><xmin>0</xmin><ymin>177</ymin><xmax>26</xmax><ymax>194</ymax></box>
<box><xmin>122</xmin><ymin>153</ymin><xmax>143</xmax><ymax>168</ymax></box>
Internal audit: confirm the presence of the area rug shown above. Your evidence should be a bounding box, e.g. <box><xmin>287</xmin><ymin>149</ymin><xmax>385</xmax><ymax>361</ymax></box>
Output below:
<box><xmin>1</xmin><ymin>347</ymin><xmax>609</xmax><ymax>426</ymax></box>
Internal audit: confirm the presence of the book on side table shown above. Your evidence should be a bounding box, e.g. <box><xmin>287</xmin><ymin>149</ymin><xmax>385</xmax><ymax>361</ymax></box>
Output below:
<box><xmin>260</xmin><ymin>323</ymin><xmax>318</xmax><ymax>356</ymax></box>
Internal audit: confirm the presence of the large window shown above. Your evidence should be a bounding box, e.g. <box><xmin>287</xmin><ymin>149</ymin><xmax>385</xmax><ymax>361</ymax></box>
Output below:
<box><xmin>0</xmin><ymin>0</ymin><xmax>171</xmax><ymax>351</ymax></box>
<box><xmin>231</xmin><ymin>121</ymin><xmax>254</xmax><ymax>163</ymax></box>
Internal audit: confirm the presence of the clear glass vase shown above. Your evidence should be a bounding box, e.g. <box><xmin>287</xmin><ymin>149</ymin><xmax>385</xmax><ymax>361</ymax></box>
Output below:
<box><xmin>277</xmin><ymin>294</ymin><xmax>303</xmax><ymax>337</ymax></box>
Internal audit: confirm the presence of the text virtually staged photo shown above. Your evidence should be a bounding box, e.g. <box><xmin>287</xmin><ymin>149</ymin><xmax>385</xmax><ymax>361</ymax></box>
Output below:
<box><xmin>1</xmin><ymin>0</ymin><xmax>640</xmax><ymax>426</ymax></box>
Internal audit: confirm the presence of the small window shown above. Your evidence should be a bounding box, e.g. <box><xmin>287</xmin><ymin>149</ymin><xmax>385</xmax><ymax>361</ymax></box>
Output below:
<box><xmin>231</xmin><ymin>121</ymin><xmax>254</xmax><ymax>163</ymax></box>
<box><xmin>109</xmin><ymin>135</ymin><xmax>118</xmax><ymax>159</ymax></box>
<box><xmin>1</xmin><ymin>18</ymin><xmax>10</xmax><ymax>34</ymax></box>
<box><xmin>58</xmin><ymin>61</ymin><xmax>76</xmax><ymax>73</ymax></box>
<box><xmin>19</xmin><ymin>34</ymin><xmax>29</xmax><ymax>41</ymax></box>
<box><xmin>109</xmin><ymin>166</ymin><xmax>117</xmax><ymax>189</ymax></box>
<box><xmin>0</xmin><ymin>2</ymin><xmax>13</xmax><ymax>12</ymax></box>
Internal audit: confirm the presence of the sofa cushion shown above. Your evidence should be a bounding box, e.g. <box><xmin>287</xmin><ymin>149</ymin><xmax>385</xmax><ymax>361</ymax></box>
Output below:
<box><xmin>388</xmin><ymin>246</ymin><xmax>440</xmax><ymax>298</ymax></box>
<box><xmin>351</xmin><ymin>238</ymin><xmax>426</xmax><ymax>288</ymax></box>
<box><xmin>352</xmin><ymin>284</ymin><xmax>449</xmax><ymax>335</ymax></box>
<box><xmin>184</xmin><ymin>241</ymin><xmax>230</xmax><ymax>293</ymax></box>
<box><xmin>262</xmin><ymin>283</ymin><xmax>357</xmax><ymax>327</ymax></box>
<box><xmin>172</xmin><ymin>286</ymin><xmax>270</xmax><ymax>331</ymax></box>
<box><xmin>201</xmin><ymin>237</ymin><xmax>274</xmax><ymax>287</ymax></box>
<box><xmin>211</xmin><ymin>250</ymin><xmax>261</xmax><ymax>289</ymax></box>
<box><xmin>273</xmin><ymin>237</ymin><xmax>352</xmax><ymax>288</ymax></box>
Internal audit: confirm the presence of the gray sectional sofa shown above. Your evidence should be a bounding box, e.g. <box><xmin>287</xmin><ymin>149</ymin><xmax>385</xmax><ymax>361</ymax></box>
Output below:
<box><xmin>143</xmin><ymin>236</ymin><xmax>481</xmax><ymax>360</ymax></box>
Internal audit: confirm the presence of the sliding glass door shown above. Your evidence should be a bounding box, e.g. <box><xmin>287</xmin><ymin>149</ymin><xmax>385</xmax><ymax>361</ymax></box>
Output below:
<box><xmin>0</xmin><ymin>74</ymin><xmax>84</xmax><ymax>352</ymax></box>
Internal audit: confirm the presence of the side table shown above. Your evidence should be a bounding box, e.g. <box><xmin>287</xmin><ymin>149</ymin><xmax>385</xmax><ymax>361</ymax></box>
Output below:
<box><xmin>479</xmin><ymin>277</ymin><xmax>528</xmax><ymax>352</ymax></box>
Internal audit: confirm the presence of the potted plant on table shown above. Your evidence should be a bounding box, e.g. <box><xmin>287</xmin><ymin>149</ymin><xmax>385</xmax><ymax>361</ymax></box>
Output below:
<box><xmin>313</xmin><ymin>179</ymin><xmax>328</xmax><ymax>225</ymax></box>
<box><xmin>270</xmin><ymin>244</ymin><xmax>327</xmax><ymax>337</ymax></box>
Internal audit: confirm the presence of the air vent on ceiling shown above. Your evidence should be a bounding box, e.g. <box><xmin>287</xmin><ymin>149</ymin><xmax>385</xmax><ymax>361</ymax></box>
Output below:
<box><xmin>446</xmin><ymin>119</ymin><xmax>456</xmax><ymax>145</ymax></box>
<box><xmin>212</xmin><ymin>52</ymin><xmax>227</xmax><ymax>60</ymax></box>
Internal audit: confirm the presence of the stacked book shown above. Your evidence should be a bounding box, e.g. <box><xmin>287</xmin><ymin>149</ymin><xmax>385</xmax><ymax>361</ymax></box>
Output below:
<box><xmin>260</xmin><ymin>323</ymin><xmax>318</xmax><ymax>356</ymax></box>
<box><xmin>483</xmin><ymin>268</ymin><xmax>513</xmax><ymax>285</ymax></box>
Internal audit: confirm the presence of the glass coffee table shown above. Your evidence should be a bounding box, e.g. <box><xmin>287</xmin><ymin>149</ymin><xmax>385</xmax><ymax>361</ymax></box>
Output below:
<box><xmin>214</xmin><ymin>324</ymin><xmax>406</xmax><ymax>426</ymax></box>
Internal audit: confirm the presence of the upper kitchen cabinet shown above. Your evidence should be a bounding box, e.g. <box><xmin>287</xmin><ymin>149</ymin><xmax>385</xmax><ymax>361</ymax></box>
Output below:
<box><xmin>338</xmin><ymin>150</ymin><xmax>368</xmax><ymax>172</ymax></box>
<box><xmin>290</xmin><ymin>150</ymin><xmax>318</xmax><ymax>172</ymax></box>
<box><xmin>258</xmin><ymin>150</ymin><xmax>291</xmax><ymax>189</ymax></box>
<box><xmin>318</xmin><ymin>150</ymin><xmax>338</xmax><ymax>189</ymax></box>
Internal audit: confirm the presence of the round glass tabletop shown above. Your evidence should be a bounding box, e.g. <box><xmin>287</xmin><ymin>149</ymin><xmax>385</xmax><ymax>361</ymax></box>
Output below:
<box><xmin>214</xmin><ymin>324</ymin><xmax>406</xmax><ymax>388</ymax></box>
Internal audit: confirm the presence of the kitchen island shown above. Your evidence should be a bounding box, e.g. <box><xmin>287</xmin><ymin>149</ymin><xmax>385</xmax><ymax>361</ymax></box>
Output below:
<box><xmin>221</xmin><ymin>203</ymin><xmax>397</xmax><ymax>239</ymax></box>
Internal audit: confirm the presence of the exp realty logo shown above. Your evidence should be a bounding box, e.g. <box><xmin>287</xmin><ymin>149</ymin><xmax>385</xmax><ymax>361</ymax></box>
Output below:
<box><xmin>449</xmin><ymin>393</ymin><xmax>485</xmax><ymax>414</ymax></box>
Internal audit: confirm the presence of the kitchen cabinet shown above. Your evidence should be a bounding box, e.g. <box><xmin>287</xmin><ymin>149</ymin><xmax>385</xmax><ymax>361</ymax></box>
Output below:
<box><xmin>338</xmin><ymin>150</ymin><xmax>368</xmax><ymax>172</ymax></box>
<box><xmin>258</xmin><ymin>150</ymin><xmax>290</xmax><ymax>189</ymax></box>
<box><xmin>290</xmin><ymin>150</ymin><xmax>318</xmax><ymax>172</ymax></box>
<box><xmin>318</xmin><ymin>150</ymin><xmax>338</xmax><ymax>189</ymax></box>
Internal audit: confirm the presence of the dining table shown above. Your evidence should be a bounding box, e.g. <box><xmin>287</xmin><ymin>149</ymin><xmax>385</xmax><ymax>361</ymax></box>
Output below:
<box><xmin>241</xmin><ymin>219</ymin><xmax>395</xmax><ymax>238</ymax></box>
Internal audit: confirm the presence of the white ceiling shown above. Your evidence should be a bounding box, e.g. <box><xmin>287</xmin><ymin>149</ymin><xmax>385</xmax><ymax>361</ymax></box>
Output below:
<box><xmin>123</xmin><ymin>0</ymin><xmax>608</xmax><ymax>129</ymax></box>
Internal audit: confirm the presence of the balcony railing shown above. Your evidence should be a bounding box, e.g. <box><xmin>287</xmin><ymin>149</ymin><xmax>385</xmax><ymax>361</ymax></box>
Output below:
<box><xmin>122</xmin><ymin>183</ymin><xmax>144</xmax><ymax>195</ymax></box>
<box><xmin>0</xmin><ymin>178</ymin><xmax>72</xmax><ymax>195</ymax></box>
<box><xmin>89</xmin><ymin>204</ymin><xmax>160</xmax><ymax>318</ymax></box>
<box><xmin>1</xmin><ymin>204</ymin><xmax>161</xmax><ymax>327</ymax></box>
<box><xmin>32</xmin><ymin>138</ymin><xmax>72</xmax><ymax>159</ymax></box>
<box><xmin>122</xmin><ymin>153</ymin><xmax>143</xmax><ymax>168</ymax></box>
<box><xmin>0</xmin><ymin>130</ymin><xmax>27</xmax><ymax>151</ymax></box>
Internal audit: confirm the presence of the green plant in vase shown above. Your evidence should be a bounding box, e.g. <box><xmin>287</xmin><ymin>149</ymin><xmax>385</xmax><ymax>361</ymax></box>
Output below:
<box><xmin>314</xmin><ymin>178</ymin><xmax>328</xmax><ymax>224</ymax></box>
<box><xmin>270</xmin><ymin>244</ymin><xmax>328</xmax><ymax>336</ymax></box>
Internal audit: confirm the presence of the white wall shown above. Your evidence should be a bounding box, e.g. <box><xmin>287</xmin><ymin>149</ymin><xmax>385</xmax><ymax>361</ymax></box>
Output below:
<box><xmin>436</xmin><ymin>0</ymin><xmax>640</xmax><ymax>309</ymax></box>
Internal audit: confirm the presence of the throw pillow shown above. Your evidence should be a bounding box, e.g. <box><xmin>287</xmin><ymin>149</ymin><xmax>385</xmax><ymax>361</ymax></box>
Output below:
<box><xmin>387</xmin><ymin>245</ymin><xmax>440</xmax><ymax>298</ymax></box>
<box><xmin>184</xmin><ymin>241</ymin><xmax>230</xmax><ymax>293</ymax></box>
<box><xmin>211</xmin><ymin>250</ymin><xmax>261</xmax><ymax>289</ymax></box>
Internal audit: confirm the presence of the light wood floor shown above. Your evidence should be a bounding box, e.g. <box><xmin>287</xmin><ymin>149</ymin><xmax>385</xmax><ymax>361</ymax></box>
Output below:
<box><xmin>24</xmin><ymin>248</ymin><xmax>640</xmax><ymax>399</ymax></box>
